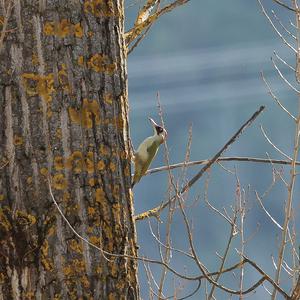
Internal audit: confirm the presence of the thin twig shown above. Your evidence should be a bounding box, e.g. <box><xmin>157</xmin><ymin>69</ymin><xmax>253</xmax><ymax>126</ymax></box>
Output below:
<box><xmin>257</xmin><ymin>0</ymin><xmax>297</xmax><ymax>52</ymax></box>
<box><xmin>272</xmin><ymin>0</ymin><xmax>297</xmax><ymax>12</ymax></box>
<box><xmin>255</xmin><ymin>191</ymin><xmax>283</xmax><ymax>230</ymax></box>
<box><xmin>146</xmin><ymin>156</ymin><xmax>300</xmax><ymax>176</ymax></box>
<box><xmin>261</xmin><ymin>71</ymin><xmax>297</xmax><ymax>121</ymax></box>
<box><xmin>260</xmin><ymin>125</ymin><xmax>293</xmax><ymax>160</ymax></box>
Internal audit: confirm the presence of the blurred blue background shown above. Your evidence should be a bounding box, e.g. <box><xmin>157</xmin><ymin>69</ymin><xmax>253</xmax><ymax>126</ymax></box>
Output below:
<box><xmin>125</xmin><ymin>1</ymin><xmax>299</xmax><ymax>299</ymax></box>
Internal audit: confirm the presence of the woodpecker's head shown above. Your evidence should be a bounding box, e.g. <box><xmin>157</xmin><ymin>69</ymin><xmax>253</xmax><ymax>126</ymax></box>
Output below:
<box><xmin>149</xmin><ymin>117</ymin><xmax>167</xmax><ymax>144</ymax></box>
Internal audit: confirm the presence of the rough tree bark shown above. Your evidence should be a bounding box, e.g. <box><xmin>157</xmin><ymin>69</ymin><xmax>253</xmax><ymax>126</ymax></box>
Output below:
<box><xmin>0</xmin><ymin>0</ymin><xmax>139</xmax><ymax>299</ymax></box>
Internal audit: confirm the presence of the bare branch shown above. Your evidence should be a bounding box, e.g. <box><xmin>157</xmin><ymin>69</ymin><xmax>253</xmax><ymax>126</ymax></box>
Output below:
<box><xmin>272</xmin><ymin>10</ymin><xmax>296</xmax><ymax>39</ymax></box>
<box><xmin>257</xmin><ymin>0</ymin><xmax>297</xmax><ymax>52</ymax></box>
<box><xmin>146</xmin><ymin>156</ymin><xmax>300</xmax><ymax>176</ymax></box>
<box><xmin>125</xmin><ymin>0</ymin><xmax>190</xmax><ymax>45</ymax></box>
<box><xmin>260</xmin><ymin>125</ymin><xmax>293</xmax><ymax>160</ymax></box>
<box><xmin>261</xmin><ymin>71</ymin><xmax>297</xmax><ymax>121</ymax></box>
<box><xmin>272</xmin><ymin>0</ymin><xmax>297</xmax><ymax>12</ymax></box>
<box><xmin>271</xmin><ymin>56</ymin><xmax>300</xmax><ymax>93</ymax></box>
<box><xmin>255</xmin><ymin>191</ymin><xmax>284</xmax><ymax>230</ymax></box>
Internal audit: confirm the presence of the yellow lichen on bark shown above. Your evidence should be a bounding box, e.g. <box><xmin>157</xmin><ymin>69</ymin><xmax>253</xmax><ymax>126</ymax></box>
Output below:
<box><xmin>52</xmin><ymin>173</ymin><xmax>67</xmax><ymax>190</ymax></box>
<box><xmin>85</xmin><ymin>151</ymin><xmax>95</xmax><ymax>174</ymax></box>
<box><xmin>43</xmin><ymin>20</ymin><xmax>84</xmax><ymax>38</ymax></box>
<box><xmin>54</xmin><ymin>156</ymin><xmax>64</xmax><ymax>170</ymax></box>
<box><xmin>84</xmin><ymin>0</ymin><xmax>116</xmax><ymax>17</ymax></box>
<box><xmin>95</xmin><ymin>188</ymin><xmax>105</xmax><ymax>203</ymax></box>
<box><xmin>40</xmin><ymin>167</ymin><xmax>49</xmax><ymax>176</ymax></box>
<box><xmin>15</xmin><ymin>210</ymin><xmax>36</xmax><ymax>226</ymax></box>
<box><xmin>66</xmin><ymin>151</ymin><xmax>84</xmax><ymax>174</ymax></box>
<box><xmin>68</xmin><ymin>239</ymin><xmax>83</xmax><ymax>254</ymax></box>
<box><xmin>103</xmin><ymin>93</ymin><xmax>113</xmax><ymax>105</ymax></box>
<box><xmin>88</xmin><ymin>178</ymin><xmax>96</xmax><ymax>186</ymax></box>
<box><xmin>41</xmin><ymin>240</ymin><xmax>53</xmax><ymax>271</ymax></box>
<box><xmin>22</xmin><ymin>73</ymin><xmax>55</xmax><ymax>103</ymax></box>
<box><xmin>68</xmin><ymin>98</ymin><xmax>101</xmax><ymax>128</ymax></box>
<box><xmin>0</xmin><ymin>207</ymin><xmax>12</xmax><ymax>231</ymax></box>
<box><xmin>97</xmin><ymin>160</ymin><xmax>106</xmax><ymax>171</ymax></box>
<box><xmin>87</xmin><ymin>53</ymin><xmax>116</xmax><ymax>74</ymax></box>
<box><xmin>77</xmin><ymin>55</ymin><xmax>84</xmax><ymax>66</ymax></box>
<box><xmin>58</xmin><ymin>64</ymin><xmax>70</xmax><ymax>93</ymax></box>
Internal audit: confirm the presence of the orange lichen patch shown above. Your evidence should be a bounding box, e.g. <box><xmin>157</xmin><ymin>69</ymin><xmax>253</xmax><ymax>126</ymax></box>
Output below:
<box><xmin>63</xmin><ymin>191</ymin><xmax>71</xmax><ymax>202</ymax></box>
<box><xmin>26</xmin><ymin>176</ymin><xmax>33</xmax><ymax>185</ymax></box>
<box><xmin>47</xmin><ymin>225</ymin><xmax>56</xmax><ymax>237</ymax></box>
<box><xmin>108</xmin><ymin>292</ymin><xmax>116</xmax><ymax>300</ymax></box>
<box><xmin>114</xmin><ymin>114</ymin><xmax>124</xmax><ymax>130</ymax></box>
<box><xmin>66</xmin><ymin>151</ymin><xmax>84</xmax><ymax>173</ymax></box>
<box><xmin>87</xmin><ymin>54</ymin><xmax>116</xmax><ymax>74</ymax></box>
<box><xmin>85</xmin><ymin>151</ymin><xmax>95</xmax><ymax>174</ymax></box>
<box><xmin>81</xmin><ymin>275</ymin><xmax>90</xmax><ymax>288</ymax></box>
<box><xmin>99</xmin><ymin>144</ymin><xmax>110</xmax><ymax>156</ymax></box>
<box><xmin>0</xmin><ymin>195</ymin><xmax>4</xmax><ymax>201</ymax></box>
<box><xmin>77</xmin><ymin>55</ymin><xmax>84</xmax><ymax>66</ymax></box>
<box><xmin>40</xmin><ymin>167</ymin><xmax>48</xmax><ymax>176</ymax></box>
<box><xmin>84</xmin><ymin>0</ymin><xmax>116</xmax><ymax>17</ymax></box>
<box><xmin>119</xmin><ymin>150</ymin><xmax>127</xmax><ymax>160</ymax></box>
<box><xmin>22</xmin><ymin>73</ymin><xmax>55</xmax><ymax>103</ymax></box>
<box><xmin>68</xmin><ymin>98</ymin><xmax>101</xmax><ymax>128</ymax></box>
<box><xmin>58</xmin><ymin>64</ymin><xmax>70</xmax><ymax>93</ymax></box>
<box><xmin>89</xmin><ymin>235</ymin><xmax>101</xmax><ymax>246</ymax></box>
<box><xmin>52</xmin><ymin>173</ymin><xmax>67</xmax><ymax>190</ymax></box>
<box><xmin>64</xmin><ymin>259</ymin><xmax>86</xmax><ymax>277</ymax></box>
<box><xmin>108</xmin><ymin>261</ymin><xmax>118</xmax><ymax>277</ymax></box>
<box><xmin>55</xmin><ymin>128</ymin><xmax>62</xmax><ymax>139</ymax></box>
<box><xmin>53</xmin><ymin>294</ymin><xmax>61</xmax><ymax>300</ymax></box>
<box><xmin>41</xmin><ymin>240</ymin><xmax>53</xmax><ymax>271</ymax></box>
<box><xmin>13</xmin><ymin>135</ymin><xmax>23</xmax><ymax>145</ymax></box>
<box><xmin>112</xmin><ymin>184</ymin><xmax>120</xmax><ymax>200</ymax></box>
<box><xmin>32</xmin><ymin>54</ymin><xmax>39</xmax><ymax>66</ymax></box>
<box><xmin>0</xmin><ymin>208</ymin><xmax>12</xmax><ymax>231</ymax></box>
<box><xmin>54</xmin><ymin>156</ymin><xmax>64</xmax><ymax>170</ymax></box>
<box><xmin>87</xmin><ymin>206</ymin><xmax>96</xmax><ymax>216</ymax></box>
<box><xmin>102</xmin><ymin>222</ymin><xmax>113</xmax><ymax>240</ymax></box>
<box><xmin>43</xmin><ymin>22</ymin><xmax>55</xmax><ymax>35</ymax></box>
<box><xmin>15</xmin><ymin>210</ymin><xmax>36</xmax><ymax>226</ymax></box>
<box><xmin>69</xmin><ymin>239</ymin><xmax>83</xmax><ymax>254</ymax></box>
<box><xmin>46</xmin><ymin>106</ymin><xmax>53</xmax><ymax>118</ymax></box>
<box><xmin>95</xmin><ymin>188</ymin><xmax>105</xmax><ymax>203</ymax></box>
<box><xmin>97</xmin><ymin>160</ymin><xmax>105</xmax><ymax>171</ymax></box>
<box><xmin>95</xmin><ymin>265</ymin><xmax>102</xmax><ymax>274</ymax></box>
<box><xmin>112</xmin><ymin>203</ymin><xmax>121</xmax><ymax>223</ymax></box>
<box><xmin>44</xmin><ymin>20</ymin><xmax>84</xmax><ymax>38</ymax></box>
<box><xmin>88</xmin><ymin>31</ymin><xmax>94</xmax><ymax>37</ymax></box>
<box><xmin>124</xmin><ymin>165</ymin><xmax>130</xmax><ymax>177</ymax></box>
<box><xmin>74</xmin><ymin>23</ymin><xmax>83</xmax><ymax>38</ymax></box>
<box><xmin>0</xmin><ymin>273</ymin><xmax>5</xmax><ymax>284</ymax></box>
<box><xmin>109</xmin><ymin>162</ymin><xmax>116</xmax><ymax>172</ymax></box>
<box><xmin>103</xmin><ymin>93</ymin><xmax>113</xmax><ymax>105</ymax></box>
<box><xmin>88</xmin><ymin>178</ymin><xmax>96</xmax><ymax>187</ymax></box>
<box><xmin>24</xmin><ymin>291</ymin><xmax>35</xmax><ymax>300</ymax></box>
<box><xmin>87</xmin><ymin>226</ymin><xmax>93</xmax><ymax>233</ymax></box>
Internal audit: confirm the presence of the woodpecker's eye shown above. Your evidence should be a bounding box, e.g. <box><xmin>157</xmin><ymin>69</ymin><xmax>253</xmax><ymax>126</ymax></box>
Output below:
<box><xmin>156</xmin><ymin>126</ymin><xmax>164</xmax><ymax>134</ymax></box>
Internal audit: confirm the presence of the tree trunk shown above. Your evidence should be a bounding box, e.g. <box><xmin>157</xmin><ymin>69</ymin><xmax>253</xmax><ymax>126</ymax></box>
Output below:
<box><xmin>0</xmin><ymin>1</ymin><xmax>139</xmax><ymax>299</ymax></box>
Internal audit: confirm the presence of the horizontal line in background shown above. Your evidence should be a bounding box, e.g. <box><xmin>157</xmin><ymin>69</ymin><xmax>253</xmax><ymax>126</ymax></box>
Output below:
<box><xmin>128</xmin><ymin>41</ymin><xmax>294</xmax><ymax>111</ymax></box>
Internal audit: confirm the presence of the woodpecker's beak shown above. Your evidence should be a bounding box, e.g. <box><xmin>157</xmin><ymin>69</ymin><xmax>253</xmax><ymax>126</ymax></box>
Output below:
<box><xmin>148</xmin><ymin>117</ymin><xmax>158</xmax><ymax>127</ymax></box>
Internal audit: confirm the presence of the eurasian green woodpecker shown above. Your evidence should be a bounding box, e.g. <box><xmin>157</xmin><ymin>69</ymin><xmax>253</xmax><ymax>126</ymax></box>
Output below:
<box><xmin>132</xmin><ymin>118</ymin><xmax>167</xmax><ymax>188</ymax></box>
